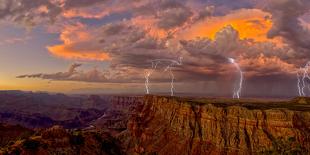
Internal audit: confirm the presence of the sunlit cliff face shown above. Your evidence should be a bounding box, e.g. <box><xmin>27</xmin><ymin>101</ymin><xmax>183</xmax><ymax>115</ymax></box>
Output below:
<box><xmin>0</xmin><ymin>0</ymin><xmax>309</xmax><ymax>97</ymax></box>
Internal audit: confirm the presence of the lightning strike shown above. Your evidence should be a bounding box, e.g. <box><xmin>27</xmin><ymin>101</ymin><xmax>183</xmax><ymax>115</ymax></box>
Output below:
<box><xmin>298</xmin><ymin>62</ymin><xmax>310</xmax><ymax>96</ymax></box>
<box><xmin>144</xmin><ymin>62</ymin><xmax>159</xmax><ymax>94</ymax></box>
<box><xmin>145</xmin><ymin>71</ymin><xmax>151</xmax><ymax>94</ymax></box>
<box><xmin>297</xmin><ymin>70</ymin><xmax>302</xmax><ymax>96</ymax></box>
<box><xmin>147</xmin><ymin>57</ymin><xmax>182</xmax><ymax>96</ymax></box>
<box><xmin>228</xmin><ymin>58</ymin><xmax>243</xmax><ymax>99</ymax></box>
<box><xmin>164</xmin><ymin>66</ymin><xmax>175</xmax><ymax>96</ymax></box>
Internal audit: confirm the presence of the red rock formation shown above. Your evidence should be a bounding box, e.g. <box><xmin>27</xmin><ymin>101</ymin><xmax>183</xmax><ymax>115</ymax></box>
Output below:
<box><xmin>126</xmin><ymin>95</ymin><xmax>310</xmax><ymax>155</ymax></box>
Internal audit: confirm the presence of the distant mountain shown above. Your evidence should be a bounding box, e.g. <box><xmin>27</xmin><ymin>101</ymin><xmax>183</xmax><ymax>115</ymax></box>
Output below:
<box><xmin>0</xmin><ymin>91</ymin><xmax>111</xmax><ymax>129</ymax></box>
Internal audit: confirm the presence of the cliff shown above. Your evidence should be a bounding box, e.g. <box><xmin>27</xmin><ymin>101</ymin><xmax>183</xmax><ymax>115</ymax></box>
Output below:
<box><xmin>125</xmin><ymin>95</ymin><xmax>310</xmax><ymax>155</ymax></box>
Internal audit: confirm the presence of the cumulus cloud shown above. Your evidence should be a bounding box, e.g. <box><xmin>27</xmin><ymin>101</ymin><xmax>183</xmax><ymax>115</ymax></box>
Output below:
<box><xmin>264</xmin><ymin>0</ymin><xmax>310</xmax><ymax>54</ymax></box>
<box><xmin>180</xmin><ymin>25</ymin><xmax>297</xmax><ymax>80</ymax></box>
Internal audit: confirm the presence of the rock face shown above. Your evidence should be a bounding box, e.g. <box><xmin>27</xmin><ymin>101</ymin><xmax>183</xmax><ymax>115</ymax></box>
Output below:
<box><xmin>126</xmin><ymin>95</ymin><xmax>310</xmax><ymax>155</ymax></box>
<box><xmin>93</xmin><ymin>96</ymin><xmax>143</xmax><ymax>133</ymax></box>
<box><xmin>0</xmin><ymin>125</ymin><xmax>125</xmax><ymax>155</ymax></box>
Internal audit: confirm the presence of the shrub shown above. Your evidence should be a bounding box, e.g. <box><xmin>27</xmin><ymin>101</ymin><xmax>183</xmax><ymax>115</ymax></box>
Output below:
<box><xmin>70</xmin><ymin>134</ymin><xmax>84</xmax><ymax>146</ymax></box>
<box><xmin>23</xmin><ymin>139</ymin><xmax>40</xmax><ymax>150</ymax></box>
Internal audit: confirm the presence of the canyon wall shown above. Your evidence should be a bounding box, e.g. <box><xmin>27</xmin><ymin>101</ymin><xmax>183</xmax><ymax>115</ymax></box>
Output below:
<box><xmin>125</xmin><ymin>95</ymin><xmax>310</xmax><ymax>155</ymax></box>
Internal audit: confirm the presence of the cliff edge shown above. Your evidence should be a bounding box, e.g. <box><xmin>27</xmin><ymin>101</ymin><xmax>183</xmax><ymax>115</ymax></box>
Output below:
<box><xmin>125</xmin><ymin>95</ymin><xmax>310</xmax><ymax>155</ymax></box>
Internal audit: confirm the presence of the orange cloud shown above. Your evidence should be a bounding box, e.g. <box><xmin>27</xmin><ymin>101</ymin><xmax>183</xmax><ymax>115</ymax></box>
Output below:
<box><xmin>47</xmin><ymin>23</ymin><xmax>110</xmax><ymax>61</ymax></box>
<box><xmin>63</xmin><ymin>9</ymin><xmax>110</xmax><ymax>19</ymax></box>
<box><xmin>47</xmin><ymin>45</ymin><xmax>109</xmax><ymax>61</ymax></box>
<box><xmin>178</xmin><ymin>9</ymin><xmax>283</xmax><ymax>44</ymax></box>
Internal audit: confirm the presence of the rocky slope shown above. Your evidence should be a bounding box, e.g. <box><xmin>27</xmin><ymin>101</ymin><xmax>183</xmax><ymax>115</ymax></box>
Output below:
<box><xmin>125</xmin><ymin>95</ymin><xmax>310</xmax><ymax>155</ymax></box>
<box><xmin>0</xmin><ymin>125</ymin><xmax>124</xmax><ymax>155</ymax></box>
<box><xmin>0</xmin><ymin>124</ymin><xmax>34</xmax><ymax>148</ymax></box>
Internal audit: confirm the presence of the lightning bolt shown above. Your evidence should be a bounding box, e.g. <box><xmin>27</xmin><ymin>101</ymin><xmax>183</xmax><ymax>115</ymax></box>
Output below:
<box><xmin>164</xmin><ymin>66</ymin><xmax>175</xmax><ymax>96</ymax></box>
<box><xmin>147</xmin><ymin>57</ymin><xmax>182</xmax><ymax>96</ymax></box>
<box><xmin>144</xmin><ymin>71</ymin><xmax>151</xmax><ymax>94</ymax></box>
<box><xmin>299</xmin><ymin>62</ymin><xmax>310</xmax><ymax>96</ymax></box>
<box><xmin>144</xmin><ymin>62</ymin><xmax>159</xmax><ymax>94</ymax></box>
<box><xmin>297</xmin><ymin>69</ymin><xmax>302</xmax><ymax>96</ymax></box>
<box><xmin>228</xmin><ymin>58</ymin><xmax>243</xmax><ymax>99</ymax></box>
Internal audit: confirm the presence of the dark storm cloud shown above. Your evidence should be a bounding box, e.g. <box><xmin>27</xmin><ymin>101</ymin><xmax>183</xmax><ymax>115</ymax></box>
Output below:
<box><xmin>180</xmin><ymin>25</ymin><xmax>297</xmax><ymax>80</ymax></box>
<box><xmin>156</xmin><ymin>6</ymin><xmax>193</xmax><ymax>30</ymax></box>
<box><xmin>95</xmin><ymin>22</ymin><xmax>181</xmax><ymax>69</ymax></box>
<box><xmin>94</xmin><ymin>24</ymin><xmax>296</xmax><ymax>83</ymax></box>
<box><xmin>42</xmin><ymin>21</ymin><xmax>298</xmax><ymax>84</ymax></box>
<box><xmin>209</xmin><ymin>0</ymin><xmax>255</xmax><ymax>9</ymax></box>
<box><xmin>203</xmin><ymin>0</ymin><xmax>258</xmax><ymax>16</ymax></box>
<box><xmin>63</xmin><ymin>0</ymin><xmax>106</xmax><ymax>9</ymax></box>
<box><xmin>265</xmin><ymin>0</ymin><xmax>310</xmax><ymax>54</ymax></box>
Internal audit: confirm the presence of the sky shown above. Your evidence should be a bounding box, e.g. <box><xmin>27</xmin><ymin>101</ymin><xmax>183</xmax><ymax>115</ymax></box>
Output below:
<box><xmin>0</xmin><ymin>0</ymin><xmax>310</xmax><ymax>97</ymax></box>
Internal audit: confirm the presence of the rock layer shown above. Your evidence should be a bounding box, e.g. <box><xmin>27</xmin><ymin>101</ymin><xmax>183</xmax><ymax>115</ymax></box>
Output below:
<box><xmin>126</xmin><ymin>95</ymin><xmax>310</xmax><ymax>155</ymax></box>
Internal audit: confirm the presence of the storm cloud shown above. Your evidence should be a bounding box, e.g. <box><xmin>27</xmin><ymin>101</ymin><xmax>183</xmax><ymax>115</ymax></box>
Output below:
<box><xmin>265</xmin><ymin>0</ymin><xmax>310</xmax><ymax>55</ymax></box>
<box><xmin>4</xmin><ymin>0</ymin><xmax>310</xmax><ymax>96</ymax></box>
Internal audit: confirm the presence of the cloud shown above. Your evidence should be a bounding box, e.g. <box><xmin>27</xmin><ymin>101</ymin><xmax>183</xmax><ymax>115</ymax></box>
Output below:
<box><xmin>47</xmin><ymin>20</ymin><xmax>181</xmax><ymax>64</ymax></box>
<box><xmin>46</xmin><ymin>24</ymin><xmax>296</xmax><ymax>84</ymax></box>
<box><xmin>0</xmin><ymin>35</ymin><xmax>31</xmax><ymax>45</ymax></box>
<box><xmin>44</xmin><ymin>9</ymin><xmax>300</xmax><ymax>84</ymax></box>
<box><xmin>179</xmin><ymin>25</ymin><xmax>298</xmax><ymax>80</ymax></box>
<box><xmin>177</xmin><ymin>9</ymin><xmax>278</xmax><ymax>43</ymax></box>
<box><xmin>156</xmin><ymin>4</ymin><xmax>193</xmax><ymax>30</ymax></box>
<box><xmin>63</xmin><ymin>0</ymin><xmax>104</xmax><ymax>9</ymax></box>
<box><xmin>0</xmin><ymin>0</ymin><xmax>130</xmax><ymax>26</ymax></box>
<box><xmin>0</xmin><ymin>0</ymin><xmax>62</xmax><ymax>26</ymax></box>
<box><xmin>7</xmin><ymin>0</ymin><xmax>310</xmax><ymax>96</ymax></box>
<box><xmin>46</xmin><ymin>22</ymin><xmax>110</xmax><ymax>60</ymax></box>
<box><xmin>17</xmin><ymin>63</ymin><xmax>81</xmax><ymax>79</ymax></box>
<box><xmin>47</xmin><ymin>45</ymin><xmax>110</xmax><ymax>60</ymax></box>
<box><xmin>264</xmin><ymin>0</ymin><xmax>310</xmax><ymax>53</ymax></box>
<box><xmin>17</xmin><ymin>63</ymin><xmax>111</xmax><ymax>83</ymax></box>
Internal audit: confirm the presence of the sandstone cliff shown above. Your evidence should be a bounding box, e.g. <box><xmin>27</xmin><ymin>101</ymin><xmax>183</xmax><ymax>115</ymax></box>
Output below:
<box><xmin>125</xmin><ymin>95</ymin><xmax>310</xmax><ymax>155</ymax></box>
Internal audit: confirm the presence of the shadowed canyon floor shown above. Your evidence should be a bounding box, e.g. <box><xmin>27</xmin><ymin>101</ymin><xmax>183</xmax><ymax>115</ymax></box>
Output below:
<box><xmin>0</xmin><ymin>91</ymin><xmax>309</xmax><ymax>154</ymax></box>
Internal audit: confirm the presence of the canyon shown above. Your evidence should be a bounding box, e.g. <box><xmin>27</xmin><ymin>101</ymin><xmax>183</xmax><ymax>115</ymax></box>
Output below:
<box><xmin>0</xmin><ymin>91</ymin><xmax>309</xmax><ymax>154</ymax></box>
